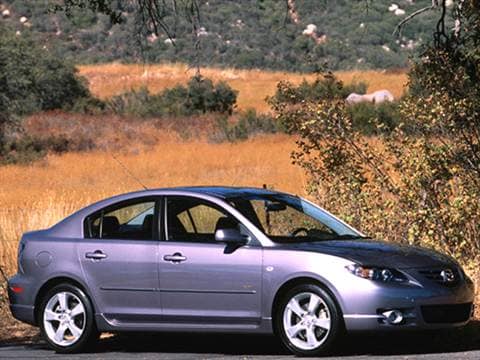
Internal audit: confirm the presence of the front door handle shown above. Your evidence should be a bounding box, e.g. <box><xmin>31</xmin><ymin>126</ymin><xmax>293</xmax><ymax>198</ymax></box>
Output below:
<box><xmin>163</xmin><ymin>252</ymin><xmax>187</xmax><ymax>263</ymax></box>
<box><xmin>85</xmin><ymin>250</ymin><xmax>108</xmax><ymax>260</ymax></box>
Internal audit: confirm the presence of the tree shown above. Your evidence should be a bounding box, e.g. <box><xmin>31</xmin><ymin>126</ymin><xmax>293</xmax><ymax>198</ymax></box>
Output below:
<box><xmin>0</xmin><ymin>25</ymin><xmax>91</xmax><ymax>151</ymax></box>
<box><xmin>269</xmin><ymin>1</ymin><xmax>480</xmax><ymax>267</ymax></box>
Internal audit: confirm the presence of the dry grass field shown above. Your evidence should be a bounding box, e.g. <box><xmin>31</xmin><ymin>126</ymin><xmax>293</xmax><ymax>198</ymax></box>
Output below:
<box><xmin>79</xmin><ymin>63</ymin><xmax>408</xmax><ymax>112</ymax></box>
<box><xmin>0</xmin><ymin>133</ymin><xmax>304</xmax><ymax>273</ymax></box>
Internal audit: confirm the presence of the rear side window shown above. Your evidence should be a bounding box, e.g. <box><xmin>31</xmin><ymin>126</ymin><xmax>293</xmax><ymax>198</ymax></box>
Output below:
<box><xmin>85</xmin><ymin>199</ymin><xmax>157</xmax><ymax>240</ymax></box>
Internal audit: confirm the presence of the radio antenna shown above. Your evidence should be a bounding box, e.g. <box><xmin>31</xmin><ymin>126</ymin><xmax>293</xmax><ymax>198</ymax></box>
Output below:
<box><xmin>111</xmin><ymin>153</ymin><xmax>149</xmax><ymax>190</ymax></box>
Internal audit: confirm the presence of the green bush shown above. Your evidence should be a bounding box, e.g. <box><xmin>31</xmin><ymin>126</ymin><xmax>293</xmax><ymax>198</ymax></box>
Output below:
<box><xmin>212</xmin><ymin>108</ymin><xmax>278</xmax><ymax>142</ymax></box>
<box><xmin>0</xmin><ymin>25</ymin><xmax>98</xmax><ymax>152</ymax></box>
<box><xmin>347</xmin><ymin>102</ymin><xmax>400</xmax><ymax>135</ymax></box>
<box><xmin>109</xmin><ymin>76</ymin><xmax>238</xmax><ymax>118</ymax></box>
<box><xmin>269</xmin><ymin>73</ymin><xmax>402</xmax><ymax>135</ymax></box>
<box><xmin>269</xmin><ymin>73</ymin><xmax>367</xmax><ymax>105</ymax></box>
<box><xmin>70</xmin><ymin>96</ymin><xmax>106</xmax><ymax>115</ymax></box>
<box><xmin>1</xmin><ymin>134</ymin><xmax>94</xmax><ymax>165</ymax></box>
<box><xmin>0</xmin><ymin>26</ymin><xmax>91</xmax><ymax>117</ymax></box>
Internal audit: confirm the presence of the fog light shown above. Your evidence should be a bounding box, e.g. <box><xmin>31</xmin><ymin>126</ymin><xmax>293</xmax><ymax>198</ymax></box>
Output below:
<box><xmin>382</xmin><ymin>309</ymin><xmax>404</xmax><ymax>325</ymax></box>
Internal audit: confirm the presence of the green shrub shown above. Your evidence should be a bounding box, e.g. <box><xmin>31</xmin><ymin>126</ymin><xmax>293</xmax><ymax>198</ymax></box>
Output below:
<box><xmin>347</xmin><ymin>102</ymin><xmax>400</xmax><ymax>135</ymax></box>
<box><xmin>269</xmin><ymin>73</ymin><xmax>401</xmax><ymax>135</ymax></box>
<box><xmin>1</xmin><ymin>132</ymin><xmax>95</xmax><ymax>165</ymax></box>
<box><xmin>212</xmin><ymin>108</ymin><xmax>278</xmax><ymax>142</ymax></box>
<box><xmin>0</xmin><ymin>26</ymin><xmax>91</xmax><ymax>117</ymax></box>
<box><xmin>70</xmin><ymin>96</ymin><xmax>106</xmax><ymax>115</ymax></box>
<box><xmin>270</xmin><ymin>73</ymin><xmax>367</xmax><ymax>105</ymax></box>
<box><xmin>0</xmin><ymin>25</ymin><xmax>99</xmax><ymax>152</ymax></box>
<box><xmin>108</xmin><ymin>76</ymin><xmax>238</xmax><ymax>118</ymax></box>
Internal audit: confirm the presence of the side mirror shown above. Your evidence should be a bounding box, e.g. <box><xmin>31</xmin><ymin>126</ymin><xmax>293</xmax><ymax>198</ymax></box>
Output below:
<box><xmin>266</xmin><ymin>201</ymin><xmax>287</xmax><ymax>212</ymax></box>
<box><xmin>215</xmin><ymin>229</ymin><xmax>249</xmax><ymax>244</ymax></box>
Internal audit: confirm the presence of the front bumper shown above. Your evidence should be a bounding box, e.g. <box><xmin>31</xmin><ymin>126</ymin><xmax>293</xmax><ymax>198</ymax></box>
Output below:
<box><xmin>342</xmin><ymin>280</ymin><xmax>475</xmax><ymax>331</ymax></box>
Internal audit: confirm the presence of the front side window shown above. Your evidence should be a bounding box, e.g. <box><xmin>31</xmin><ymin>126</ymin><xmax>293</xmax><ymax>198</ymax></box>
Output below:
<box><xmin>85</xmin><ymin>199</ymin><xmax>157</xmax><ymax>240</ymax></box>
<box><xmin>166</xmin><ymin>196</ymin><xmax>242</xmax><ymax>243</ymax></box>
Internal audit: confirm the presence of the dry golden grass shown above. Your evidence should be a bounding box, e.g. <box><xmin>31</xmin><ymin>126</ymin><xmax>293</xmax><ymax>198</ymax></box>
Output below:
<box><xmin>79</xmin><ymin>63</ymin><xmax>408</xmax><ymax>112</ymax></box>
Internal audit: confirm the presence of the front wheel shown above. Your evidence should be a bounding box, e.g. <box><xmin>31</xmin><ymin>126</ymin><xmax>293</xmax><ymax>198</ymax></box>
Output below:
<box><xmin>275</xmin><ymin>284</ymin><xmax>343</xmax><ymax>356</ymax></box>
<box><xmin>39</xmin><ymin>283</ymin><xmax>98</xmax><ymax>353</ymax></box>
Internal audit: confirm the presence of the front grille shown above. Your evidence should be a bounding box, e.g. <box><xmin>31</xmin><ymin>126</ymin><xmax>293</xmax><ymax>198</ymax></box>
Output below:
<box><xmin>418</xmin><ymin>268</ymin><xmax>461</xmax><ymax>286</ymax></box>
<box><xmin>421</xmin><ymin>303</ymin><xmax>472</xmax><ymax>324</ymax></box>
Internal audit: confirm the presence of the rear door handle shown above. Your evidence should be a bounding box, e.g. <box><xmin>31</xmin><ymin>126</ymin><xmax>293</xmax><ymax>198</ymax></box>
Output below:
<box><xmin>85</xmin><ymin>250</ymin><xmax>108</xmax><ymax>260</ymax></box>
<box><xmin>163</xmin><ymin>252</ymin><xmax>187</xmax><ymax>263</ymax></box>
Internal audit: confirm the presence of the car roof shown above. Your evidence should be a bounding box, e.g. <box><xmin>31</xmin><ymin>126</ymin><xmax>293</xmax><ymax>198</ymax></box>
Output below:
<box><xmin>165</xmin><ymin>186</ymin><xmax>281</xmax><ymax>199</ymax></box>
<box><xmin>44</xmin><ymin>186</ymin><xmax>287</xmax><ymax>239</ymax></box>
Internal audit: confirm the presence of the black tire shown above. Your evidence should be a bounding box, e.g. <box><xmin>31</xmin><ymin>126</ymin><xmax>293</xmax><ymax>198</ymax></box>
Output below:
<box><xmin>274</xmin><ymin>283</ymin><xmax>343</xmax><ymax>357</ymax></box>
<box><xmin>38</xmin><ymin>283</ymin><xmax>99</xmax><ymax>353</ymax></box>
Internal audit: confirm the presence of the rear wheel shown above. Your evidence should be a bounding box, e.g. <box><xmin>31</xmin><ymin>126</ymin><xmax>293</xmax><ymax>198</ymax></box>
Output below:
<box><xmin>275</xmin><ymin>284</ymin><xmax>343</xmax><ymax>356</ymax></box>
<box><xmin>39</xmin><ymin>283</ymin><xmax>98</xmax><ymax>353</ymax></box>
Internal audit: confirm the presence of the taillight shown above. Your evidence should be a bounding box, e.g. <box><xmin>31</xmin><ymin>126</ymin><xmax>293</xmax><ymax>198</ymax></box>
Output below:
<box><xmin>10</xmin><ymin>285</ymin><xmax>24</xmax><ymax>294</ymax></box>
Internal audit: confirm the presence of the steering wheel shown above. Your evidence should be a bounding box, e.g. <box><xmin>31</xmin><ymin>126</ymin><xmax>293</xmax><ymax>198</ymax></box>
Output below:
<box><xmin>291</xmin><ymin>227</ymin><xmax>309</xmax><ymax>236</ymax></box>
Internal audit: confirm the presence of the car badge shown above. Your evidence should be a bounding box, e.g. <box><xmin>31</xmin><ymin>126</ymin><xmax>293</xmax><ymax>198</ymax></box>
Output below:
<box><xmin>440</xmin><ymin>269</ymin><xmax>455</xmax><ymax>283</ymax></box>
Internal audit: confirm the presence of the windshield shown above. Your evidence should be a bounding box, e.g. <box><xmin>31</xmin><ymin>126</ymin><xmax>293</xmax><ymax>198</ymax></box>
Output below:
<box><xmin>228</xmin><ymin>194</ymin><xmax>364</xmax><ymax>243</ymax></box>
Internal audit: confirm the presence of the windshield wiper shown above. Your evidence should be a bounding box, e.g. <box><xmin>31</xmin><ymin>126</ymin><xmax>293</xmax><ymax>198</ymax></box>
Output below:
<box><xmin>332</xmin><ymin>234</ymin><xmax>371</xmax><ymax>240</ymax></box>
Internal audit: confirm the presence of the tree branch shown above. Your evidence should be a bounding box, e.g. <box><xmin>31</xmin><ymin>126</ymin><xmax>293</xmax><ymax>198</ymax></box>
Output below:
<box><xmin>393</xmin><ymin>1</ymin><xmax>441</xmax><ymax>36</ymax></box>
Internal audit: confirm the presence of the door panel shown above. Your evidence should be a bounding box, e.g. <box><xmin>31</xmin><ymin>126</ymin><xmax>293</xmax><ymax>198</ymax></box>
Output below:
<box><xmin>159</xmin><ymin>242</ymin><xmax>262</xmax><ymax>324</ymax></box>
<box><xmin>78</xmin><ymin>240</ymin><xmax>159</xmax><ymax>321</ymax></box>
<box><xmin>159</xmin><ymin>195</ymin><xmax>263</xmax><ymax>326</ymax></box>
<box><xmin>79</xmin><ymin>197</ymin><xmax>160</xmax><ymax>322</ymax></box>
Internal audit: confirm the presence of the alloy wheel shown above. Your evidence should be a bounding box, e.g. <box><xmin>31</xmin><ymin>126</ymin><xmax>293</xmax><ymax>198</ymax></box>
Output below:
<box><xmin>43</xmin><ymin>291</ymin><xmax>86</xmax><ymax>346</ymax></box>
<box><xmin>282</xmin><ymin>291</ymin><xmax>331</xmax><ymax>350</ymax></box>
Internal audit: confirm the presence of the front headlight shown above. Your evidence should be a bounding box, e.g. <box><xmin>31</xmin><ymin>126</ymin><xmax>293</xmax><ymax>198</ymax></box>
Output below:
<box><xmin>346</xmin><ymin>264</ymin><xmax>408</xmax><ymax>283</ymax></box>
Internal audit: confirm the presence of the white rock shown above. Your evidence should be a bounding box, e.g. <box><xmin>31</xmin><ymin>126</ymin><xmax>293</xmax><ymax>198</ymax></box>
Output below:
<box><xmin>382</xmin><ymin>45</ymin><xmax>391</xmax><ymax>52</ymax></box>
<box><xmin>164</xmin><ymin>38</ymin><xmax>175</xmax><ymax>45</ymax></box>
<box><xmin>388</xmin><ymin>4</ymin><xmax>399</xmax><ymax>12</ymax></box>
<box><xmin>2</xmin><ymin>9</ymin><xmax>10</xmax><ymax>18</ymax></box>
<box><xmin>394</xmin><ymin>8</ymin><xmax>406</xmax><ymax>16</ymax></box>
<box><xmin>197</xmin><ymin>27</ymin><xmax>208</xmax><ymax>37</ymax></box>
<box><xmin>359</xmin><ymin>22</ymin><xmax>365</xmax><ymax>28</ymax></box>
<box><xmin>20</xmin><ymin>16</ymin><xmax>28</xmax><ymax>23</ymax></box>
<box><xmin>302</xmin><ymin>23</ymin><xmax>317</xmax><ymax>36</ymax></box>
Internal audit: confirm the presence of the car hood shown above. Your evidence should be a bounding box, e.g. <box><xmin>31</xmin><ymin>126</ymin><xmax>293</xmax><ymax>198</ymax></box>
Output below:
<box><xmin>281</xmin><ymin>239</ymin><xmax>456</xmax><ymax>269</ymax></box>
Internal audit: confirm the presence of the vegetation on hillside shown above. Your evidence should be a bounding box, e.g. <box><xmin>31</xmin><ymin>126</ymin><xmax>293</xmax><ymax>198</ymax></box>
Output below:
<box><xmin>0</xmin><ymin>0</ymin><xmax>439</xmax><ymax>70</ymax></box>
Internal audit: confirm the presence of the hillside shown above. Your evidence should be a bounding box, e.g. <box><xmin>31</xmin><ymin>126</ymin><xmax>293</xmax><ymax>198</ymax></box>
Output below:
<box><xmin>0</xmin><ymin>0</ymin><xmax>440</xmax><ymax>70</ymax></box>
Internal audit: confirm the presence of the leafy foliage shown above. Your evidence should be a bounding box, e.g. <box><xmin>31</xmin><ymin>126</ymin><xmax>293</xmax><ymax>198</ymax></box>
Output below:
<box><xmin>108</xmin><ymin>76</ymin><xmax>237</xmax><ymax>117</ymax></box>
<box><xmin>0</xmin><ymin>26</ymin><xmax>90</xmax><ymax>118</ymax></box>
<box><xmin>271</xmin><ymin>27</ymin><xmax>480</xmax><ymax>268</ymax></box>
<box><xmin>0</xmin><ymin>25</ymin><xmax>94</xmax><ymax>160</ymax></box>
<box><xmin>212</xmin><ymin>108</ymin><xmax>278</xmax><ymax>142</ymax></box>
<box><xmin>268</xmin><ymin>74</ymin><xmax>399</xmax><ymax>135</ymax></box>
